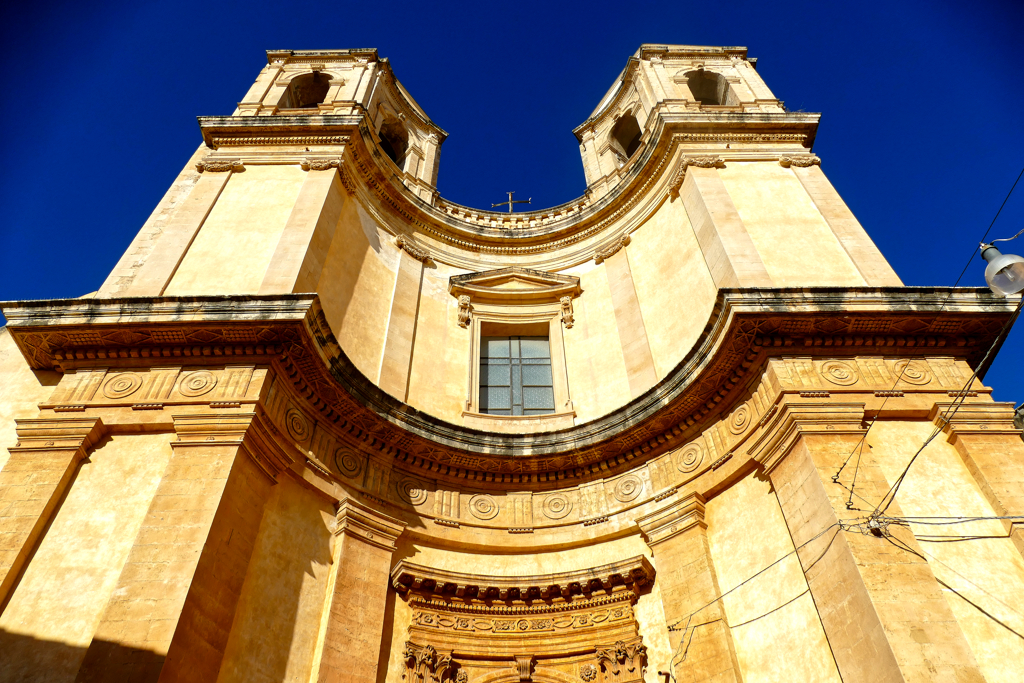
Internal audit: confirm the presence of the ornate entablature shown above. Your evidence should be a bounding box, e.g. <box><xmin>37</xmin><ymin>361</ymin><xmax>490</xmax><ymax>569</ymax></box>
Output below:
<box><xmin>392</xmin><ymin>558</ymin><xmax>653</xmax><ymax>683</ymax></box>
<box><xmin>2</xmin><ymin>288</ymin><xmax>1013</xmax><ymax>490</ymax></box>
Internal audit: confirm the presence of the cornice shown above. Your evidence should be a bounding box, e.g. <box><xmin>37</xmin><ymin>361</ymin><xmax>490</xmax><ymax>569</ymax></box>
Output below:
<box><xmin>391</xmin><ymin>555</ymin><xmax>654</xmax><ymax>602</ymax></box>
<box><xmin>195</xmin><ymin>111</ymin><xmax>817</xmax><ymax>265</ymax></box>
<box><xmin>0</xmin><ymin>288</ymin><xmax>1015</xmax><ymax>480</ymax></box>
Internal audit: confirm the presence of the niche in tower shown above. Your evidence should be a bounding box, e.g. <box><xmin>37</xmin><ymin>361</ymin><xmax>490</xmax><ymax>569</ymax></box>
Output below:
<box><xmin>283</xmin><ymin>72</ymin><xmax>332</xmax><ymax>109</ymax></box>
<box><xmin>609</xmin><ymin>113</ymin><xmax>642</xmax><ymax>165</ymax></box>
<box><xmin>685</xmin><ymin>68</ymin><xmax>739</xmax><ymax>106</ymax></box>
<box><xmin>378</xmin><ymin>115</ymin><xmax>409</xmax><ymax>168</ymax></box>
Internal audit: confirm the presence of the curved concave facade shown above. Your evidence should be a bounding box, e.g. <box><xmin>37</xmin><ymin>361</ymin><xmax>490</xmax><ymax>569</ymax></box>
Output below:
<box><xmin>1</xmin><ymin>44</ymin><xmax>1023</xmax><ymax>683</ymax></box>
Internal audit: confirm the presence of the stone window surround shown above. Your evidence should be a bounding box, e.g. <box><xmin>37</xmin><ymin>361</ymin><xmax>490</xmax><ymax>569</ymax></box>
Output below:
<box><xmin>462</xmin><ymin>305</ymin><xmax>575</xmax><ymax>433</ymax></box>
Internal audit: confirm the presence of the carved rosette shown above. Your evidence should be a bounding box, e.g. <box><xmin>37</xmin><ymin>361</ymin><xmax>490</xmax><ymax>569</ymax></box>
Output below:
<box><xmin>673</xmin><ymin>442</ymin><xmax>704</xmax><ymax>473</ymax></box>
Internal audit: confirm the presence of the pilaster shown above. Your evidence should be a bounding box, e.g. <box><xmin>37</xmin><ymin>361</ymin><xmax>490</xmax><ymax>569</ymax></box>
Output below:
<box><xmin>604</xmin><ymin>246</ymin><xmax>657</xmax><ymax>397</ymax></box>
<box><xmin>260</xmin><ymin>163</ymin><xmax>346</xmax><ymax>294</ymax></box>
<box><xmin>378</xmin><ymin>246</ymin><xmax>426</xmax><ymax>401</ymax></box>
<box><xmin>637</xmin><ymin>493</ymin><xmax>742</xmax><ymax>683</ymax></box>
<box><xmin>75</xmin><ymin>412</ymin><xmax>282</xmax><ymax>683</ymax></box>
<box><xmin>0</xmin><ymin>416</ymin><xmax>104</xmax><ymax>607</ymax></box>
<box><xmin>124</xmin><ymin>163</ymin><xmax>236</xmax><ymax>296</ymax></box>
<box><xmin>931</xmin><ymin>401</ymin><xmax>1024</xmax><ymax>557</ymax></box>
<box><xmin>752</xmin><ymin>401</ymin><xmax>985</xmax><ymax>683</ymax></box>
<box><xmin>680</xmin><ymin>167</ymin><xmax>771</xmax><ymax>288</ymax></box>
<box><xmin>317</xmin><ymin>497</ymin><xmax>405</xmax><ymax>683</ymax></box>
<box><xmin>790</xmin><ymin>164</ymin><xmax>902</xmax><ymax>286</ymax></box>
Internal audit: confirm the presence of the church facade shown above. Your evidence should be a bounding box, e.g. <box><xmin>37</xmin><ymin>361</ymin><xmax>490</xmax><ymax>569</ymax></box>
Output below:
<box><xmin>1</xmin><ymin>44</ymin><xmax>1023</xmax><ymax>683</ymax></box>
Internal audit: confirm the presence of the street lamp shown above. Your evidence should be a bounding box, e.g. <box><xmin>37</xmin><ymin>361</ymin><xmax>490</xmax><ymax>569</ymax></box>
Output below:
<box><xmin>981</xmin><ymin>243</ymin><xmax>1024</xmax><ymax>296</ymax></box>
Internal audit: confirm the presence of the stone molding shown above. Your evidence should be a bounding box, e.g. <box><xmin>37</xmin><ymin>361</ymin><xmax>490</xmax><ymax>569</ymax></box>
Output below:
<box><xmin>196</xmin><ymin>113</ymin><xmax>819</xmax><ymax>258</ymax></box>
<box><xmin>335</xmin><ymin>496</ymin><xmax>406</xmax><ymax>552</ymax></box>
<box><xmin>746</xmin><ymin>401</ymin><xmax>866</xmax><ymax>473</ymax></box>
<box><xmin>10</xmin><ymin>416</ymin><xmax>105</xmax><ymax>454</ymax></box>
<box><xmin>391</xmin><ymin>555</ymin><xmax>655</xmax><ymax>602</ymax></box>
<box><xmin>635</xmin><ymin>492</ymin><xmax>706</xmax><ymax>547</ymax></box>
<box><xmin>0</xmin><ymin>289</ymin><xmax>1014</xmax><ymax>480</ymax></box>
<box><xmin>930</xmin><ymin>401</ymin><xmax>1021</xmax><ymax>436</ymax></box>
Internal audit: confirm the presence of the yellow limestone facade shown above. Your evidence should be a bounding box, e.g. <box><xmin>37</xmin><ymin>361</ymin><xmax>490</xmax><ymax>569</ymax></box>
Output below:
<box><xmin>1</xmin><ymin>45</ymin><xmax>1023</xmax><ymax>683</ymax></box>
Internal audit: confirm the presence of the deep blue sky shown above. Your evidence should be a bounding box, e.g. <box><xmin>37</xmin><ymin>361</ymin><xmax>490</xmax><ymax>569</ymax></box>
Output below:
<box><xmin>1</xmin><ymin>0</ymin><xmax>1022</xmax><ymax>402</ymax></box>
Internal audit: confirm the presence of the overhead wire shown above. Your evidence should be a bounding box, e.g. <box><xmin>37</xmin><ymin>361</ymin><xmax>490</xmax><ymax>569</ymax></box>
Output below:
<box><xmin>833</xmin><ymin>163</ymin><xmax>1024</xmax><ymax>509</ymax></box>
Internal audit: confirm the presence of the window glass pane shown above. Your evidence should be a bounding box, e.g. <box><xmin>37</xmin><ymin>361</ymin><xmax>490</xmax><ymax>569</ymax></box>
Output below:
<box><xmin>482</xmin><ymin>386</ymin><xmax>511</xmax><ymax>410</ymax></box>
<box><xmin>481</xmin><ymin>362</ymin><xmax>511</xmax><ymax>386</ymax></box>
<box><xmin>482</xmin><ymin>337</ymin><xmax>510</xmax><ymax>358</ymax></box>
<box><xmin>521</xmin><ymin>364</ymin><xmax>553</xmax><ymax>386</ymax></box>
<box><xmin>479</xmin><ymin>335</ymin><xmax>555</xmax><ymax>416</ymax></box>
<box><xmin>519</xmin><ymin>337</ymin><xmax>550</xmax><ymax>359</ymax></box>
<box><xmin>523</xmin><ymin>386</ymin><xmax>555</xmax><ymax>410</ymax></box>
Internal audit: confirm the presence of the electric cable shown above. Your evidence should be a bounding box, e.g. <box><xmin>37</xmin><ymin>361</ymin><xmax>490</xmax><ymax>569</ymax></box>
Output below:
<box><xmin>832</xmin><ymin>163</ymin><xmax>1024</xmax><ymax>504</ymax></box>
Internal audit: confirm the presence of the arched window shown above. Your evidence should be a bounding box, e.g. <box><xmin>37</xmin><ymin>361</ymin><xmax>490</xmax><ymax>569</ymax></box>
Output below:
<box><xmin>685</xmin><ymin>70</ymin><xmax>738</xmax><ymax>106</ymax></box>
<box><xmin>378</xmin><ymin>117</ymin><xmax>409</xmax><ymax>167</ymax></box>
<box><xmin>609</xmin><ymin>114</ymin><xmax>642</xmax><ymax>164</ymax></box>
<box><xmin>282</xmin><ymin>72</ymin><xmax>331</xmax><ymax>109</ymax></box>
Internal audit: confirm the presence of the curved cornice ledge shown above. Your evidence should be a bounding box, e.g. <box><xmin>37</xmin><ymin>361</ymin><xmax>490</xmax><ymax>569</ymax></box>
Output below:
<box><xmin>1</xmin><ymin>287</ymin><xmax>1015</xmax><ymax>479</ymax></box>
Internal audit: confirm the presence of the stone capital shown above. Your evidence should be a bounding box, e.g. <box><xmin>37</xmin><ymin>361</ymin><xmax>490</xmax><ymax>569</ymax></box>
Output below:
<box><xmin>171</xmin><ymin>412</ymin><xmax>293</xmax><ymax>482</ymax></box>
<box><xmin>10</xmin><ymin>416</ymin><xmax>105</xmax><ymax>457</ymax></box>
<box><xmin>930</xmin><ymin>401</ymin><xmax>1020</xmax><ymax>436</ymax></box>
<box><xmin>746</xmin><ymin>401</ymin><xmax>865</xmax><ymax>473</ymax></box>
<box><xmin>636</xmin><ymin>491</ymin><xmax>706</xmax><ymax>548</ymax></box>
<box><xmin>335</xmin><ymin>496</ymin><xmax>406</xmax><ymax>552</ymax></box>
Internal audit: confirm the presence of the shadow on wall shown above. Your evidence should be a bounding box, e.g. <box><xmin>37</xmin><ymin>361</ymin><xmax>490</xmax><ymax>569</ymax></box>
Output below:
<box><xmin>0</xmin><ymin>629</ymin><xmax>164</xmax><ymax>683</ymax></box>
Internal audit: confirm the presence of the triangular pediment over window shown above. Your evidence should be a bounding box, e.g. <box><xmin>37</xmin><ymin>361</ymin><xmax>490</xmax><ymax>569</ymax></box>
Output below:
<box><xmin>448</xmin><ymin>267</ymin><xmax>581</xmax><ymax>304</ymax></box>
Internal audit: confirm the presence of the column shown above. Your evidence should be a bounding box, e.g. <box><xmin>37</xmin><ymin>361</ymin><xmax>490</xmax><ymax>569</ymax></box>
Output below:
<box><xmin>790</xmin><ymin>165</ymin><xmax>902</xmax><ymax>286</ymax></box>
<box><xmin>0</xmin><ymin>417</ymin><xmax>104</xmax><ymax>606</ymax></box>
<box><xmin>260</xmin><ymin>164</ymin><xmax>346</xmax><ymax>294</ymax></box>
<box><xmin>378</xmin><ymin>247</ymin><xmax>425</xmax><ymax>401</ymax></box>
<box><xmin>680</xmin><ymin>167</ymin><xmax>772</xmax><ymax>288</ymax></box>
<box><xmin>125</xmin><ymin>165</ymin><xmax>235</xmax><ymax>296</ymax></box>
<box><xmin>637</xmin><ymin>493</ymin><xmax>742</xmax><ymax>683</ymax></box>
<box><xmin>236</xmin><ymin>64</ymin><xmax>282</xmax><ymax>115</ymax></box>
<box><xmin>317</xmin><ymin>497</ymin><xmax>405</xmax><ymax>683</ymax></box>
<box><xmin>932</xmin><ymin>401</ymin><xmax>1024</xmax><ymax>557</ymax></box>
<box><xmin>604</xmin><ymin>247</ymin><xmax>657</xmax><ymax>397</ymax></box>
<box><xmin>75</xmin><ymin>413</ymin><xmax>284</xmax><ymax>683</ymax></box>
<box><xmin>752</xmin><ymin>401</ymin><xmax>985</xmax><ymax>683</ymax></box>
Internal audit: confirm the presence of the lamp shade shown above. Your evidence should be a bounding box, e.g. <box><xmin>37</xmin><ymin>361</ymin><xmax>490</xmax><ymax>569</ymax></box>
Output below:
<box><xmin>981</xmin><ymin>244</ymin><xmax>1024</xmax><ymax>296</ymax></box>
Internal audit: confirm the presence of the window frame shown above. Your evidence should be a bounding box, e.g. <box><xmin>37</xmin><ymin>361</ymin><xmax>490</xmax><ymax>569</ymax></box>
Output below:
<box><xmin>449</xmin><ymin>267</ymin><xmax>579</xmax><ymax>433</ymax></box>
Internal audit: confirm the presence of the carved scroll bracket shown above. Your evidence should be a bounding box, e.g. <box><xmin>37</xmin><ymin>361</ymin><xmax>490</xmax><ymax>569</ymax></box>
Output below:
<box><xmin>396</xmin><ymin>235</ymin><xmax>431</xmax><ymax>263</ymax></box>
<box><xmin>667</xmin><ymin>155</ymin><xmax>724</xmax><ymax>198</ymax></box>
<box><xmin>301</xmin><ymin>157</ymin><xmax>343</xmax><ymax>171</ymax></box>
<box><xmin>560</xmin><ymin>295</ymin><xmax>574</xmax><ymax>328</ymax></box>
<box><xmin>457</xmin><ymin>295</ymin><xmax>472</xmax><ymax>328</ymax></box>
<box><xmin>594</xmin><ymin>235</ymin><xmax>631</xmax><ymax>264</ymax></box>
<box><xmin>778</xmin><ymin>155</ymin><xmax>821</xmax><ymax>168</ymax></box>
<box><xmin>196</xmin><ymin>158</ymin><xmax>244</xmax><ymax>173</ymax></box>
